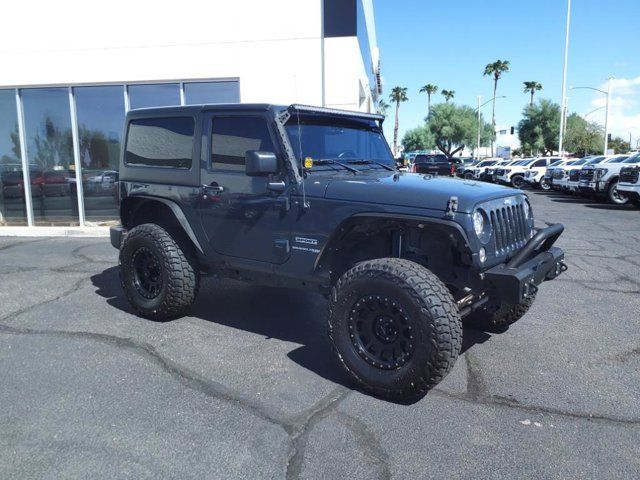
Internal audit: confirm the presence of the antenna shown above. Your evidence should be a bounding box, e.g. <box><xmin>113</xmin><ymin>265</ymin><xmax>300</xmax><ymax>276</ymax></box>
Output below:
<box><xmin>295</xmin><ymin>107</ymin><xmax>309</xmax><ymax>209</ymax></box>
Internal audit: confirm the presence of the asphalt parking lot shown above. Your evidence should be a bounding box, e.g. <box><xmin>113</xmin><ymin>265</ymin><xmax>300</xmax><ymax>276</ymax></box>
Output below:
<box><xmin>1</xmin><ymin>190</ymin><xmax>639</xmax><ymax>479</ymax></box>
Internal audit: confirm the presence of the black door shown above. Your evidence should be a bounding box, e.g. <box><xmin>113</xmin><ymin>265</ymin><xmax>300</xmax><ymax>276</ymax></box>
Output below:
<box><xmin>198</xmin><ymin>113</ymin><xmax>291</xmax><ymax>264</ymax></box>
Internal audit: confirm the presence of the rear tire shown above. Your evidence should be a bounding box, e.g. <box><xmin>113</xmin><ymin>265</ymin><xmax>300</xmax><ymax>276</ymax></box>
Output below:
<box><xmin>466</xmin><ymin>294</ymin><xmax>536</xmax><ymax>333</ymax></box>
<box><xmin>328</xmin><ymin>258</ymin><xmax>462</xmax><ymax>402</ymax></box>
<box><xmin>120</xmin><ymin>223</ymin><xmax>200</xmax><ymax>321</ymax></box>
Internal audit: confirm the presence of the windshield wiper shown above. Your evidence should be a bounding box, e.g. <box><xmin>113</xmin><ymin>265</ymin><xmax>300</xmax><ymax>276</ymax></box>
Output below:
<box><xmin>346</xmin><ymin>159</ymin><xmax>395</xmax><ymax>171</ymax></box>
<box><xmin>314</xmin><ymin>159</ymin><xmax>359</xmax><ymax>174</ymax></box>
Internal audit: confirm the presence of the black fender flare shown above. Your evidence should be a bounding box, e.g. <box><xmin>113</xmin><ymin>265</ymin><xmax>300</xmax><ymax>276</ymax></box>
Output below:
<box><xmin>128</xmin><ymin>195</ymin><xmax>205</xmax><ymax>254</ymax></box>
<box><xmin>313</xmin><ymin>212</ymin><xmax>473</xmax><ymax>272</ymax></box>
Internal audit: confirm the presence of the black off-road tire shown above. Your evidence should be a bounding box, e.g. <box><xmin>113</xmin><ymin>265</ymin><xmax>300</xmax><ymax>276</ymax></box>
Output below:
<box><xmin>120</xmin><ymin>223</ymin><xmax>200</xmax><ymax>321</ymax></box>
<box><xmin>511</xmin><ymin>175</ymin><xmax>525</xmax><ymax>188</ymax></box>
<box><xmin>464</xmin><ymin>172</ymin><xmax>474</xmax><ymax>180</ymax></box>
<box><xmin>467</xmin><ymin>293</ymin><xmax>536</xmax><ymax>333</ymax></box>
<box><xmin>328</xmin><ymin>258</ymin><xmax>462</xmax><ymax>402</ymax></box>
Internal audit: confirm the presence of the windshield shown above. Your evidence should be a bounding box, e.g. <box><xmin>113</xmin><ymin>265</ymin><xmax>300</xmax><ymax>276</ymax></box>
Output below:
<box><xmin>620</xmin><ymin>154</ymin><xmax>638</xmax><ymax>163</ymax></box>
<box><xmin>549</xmin><ymin>160</ymin><xmax>564</xmax><ymax>167</ymax></box>
<box><xmin>285</xmin><ymin>118</ymin><xmax>394</xmax><ymax>166</ymax></box>
<box><xmin>585</xmin><ymin>156</ymin><xmax>606</xmax><ymax>164</ymax></box>
<box><xmin>478</xmin><ymin>160</ymin><xmax>497</xmax><ymax>167</ymax></box>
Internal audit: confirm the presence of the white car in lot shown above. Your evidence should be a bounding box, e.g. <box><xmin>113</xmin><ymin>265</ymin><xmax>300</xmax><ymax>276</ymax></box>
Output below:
<box><xmin>496</xmin><ymin>157</ymin><xmax>554</xmax><ymax>188</ymax></box>
<box><xmin>618</xmin><ymin>163</ymin><xmax>640</xmax><ymax>207</ymax></box>
<box><xmin>551</xmin><ymin>157</ymin><xmax>593</xmax><ymax>191</ymax></box>
<box><xmin>460</xmin><ymin>159</ymin><xmax>499</xmax><ymax>180</ymax></box>
<box><xmin>524</xmin><ymin>157</ymin><xmax>562</xmax><ymax>189</ymax></box>
<box><xmin>579</xmin><ymin>153</ymin><xmax>639</xmax><ymax>204</ymax></box>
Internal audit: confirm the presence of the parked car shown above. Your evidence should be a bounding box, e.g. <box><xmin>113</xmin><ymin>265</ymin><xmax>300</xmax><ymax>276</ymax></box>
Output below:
<box><xmin>564</xmin><ymin>156</ymin><xmax>611</xmax><ymax>193</ymax></box>
<box><xmin>524</xmin><ymin>157</ymin><xmax>563</xmax><ymax>190</ymax></box>
<box><xmin>41</xmin><ymin>170</ymin><xmax>70</xmax><ymax>196</ymax></box>
<box><xmin>485</xmin><ymin>160</ymin><xmax>517</xmax><ymax>183</ymax></box>
<box><xmin>496</xmin><ymin>158</ymin><xmax>554</xmax><ymax>188</ymax></box>
<box><xmin>578</xmin><ymin>153</ymin><xmax>640</xmax><ymax>204</ymax></box>
<box><xmin>459</xmin><ymin>159</ymin><xmax>499</xmax><ymax>180</ymax></box>
<box><xmin>86</xmin><ymin>170</ymin><xmax>119</xmax><ymax>195</ymax></box>
<box><xmin>410</xmin><ymin>154</ymin><xmax>455</xmax><ymax>176</ymax></box>
<box><xmin>551</xmin><ymin>158</ymin><xmax>594</xmax><ymax>191</ymax></box>
<box><xmin>618</xmin><ymin>164</ymin><xmax>640</xmax><ymax>207</ymax></box>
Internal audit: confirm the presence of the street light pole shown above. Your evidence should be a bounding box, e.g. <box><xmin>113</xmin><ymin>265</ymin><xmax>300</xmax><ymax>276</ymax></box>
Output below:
<box><xmin>558</xmin><ymin>0</ymin><xmax>571</xmax><ymax>157</ymax></box>
<box><xmin>603</xmin><ymin>76</ymin><xmax>612</xmax><ymax>154</ymax></box>
<box><xmin>477</xmin><ymin>95</ymin><xmax>481</xmax><ymax>159</ymax></box>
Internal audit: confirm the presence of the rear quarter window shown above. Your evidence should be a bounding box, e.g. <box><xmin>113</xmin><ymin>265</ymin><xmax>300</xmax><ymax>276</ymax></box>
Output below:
<box><xmin>125</xmin><ymin>116</ymin><xmax>195</xmax><ymax>168</ymax></box>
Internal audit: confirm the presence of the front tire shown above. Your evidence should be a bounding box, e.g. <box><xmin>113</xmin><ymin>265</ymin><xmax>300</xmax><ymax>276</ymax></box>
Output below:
<box><xmin>511</xmin><ymin>175</ymin><xmax>525</xmax><ymax>188</ymax></box>
<box><xmin>328</xmin><ymin>258</ymin><xmax>462</xmax><ymax>401</ymax></box>
<box><xmin>120</xmin><ymin>223</ymin><xmax>200</xmax><ymax>321</ymax></box>
<box><xmin>607</xmin><ymin>180</ymin><xmax>628</xmax><ymax>205</ymax></box>
<box><xmin>464</xmin><ymin>172</ymin><xmax>474</xmax><ymax>180</ymax></box>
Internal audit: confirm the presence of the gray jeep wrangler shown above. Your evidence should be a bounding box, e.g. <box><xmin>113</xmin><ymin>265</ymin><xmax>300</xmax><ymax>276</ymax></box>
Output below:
<box><xmin>110</xmin><ymin>104</ymin><xmax>567</xmax><ymax>401</ymax></box>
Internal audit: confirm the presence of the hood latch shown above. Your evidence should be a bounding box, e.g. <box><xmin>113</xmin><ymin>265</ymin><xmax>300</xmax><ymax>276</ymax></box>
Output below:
<box><xmin>445</xmin><ymin>196</ymin><xmax>458</xmax><ymax>218</ymax></box>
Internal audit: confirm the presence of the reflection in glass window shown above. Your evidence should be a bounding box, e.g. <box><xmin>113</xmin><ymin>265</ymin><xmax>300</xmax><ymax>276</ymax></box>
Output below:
<box><xmin>128</xmin><ymin>84</ymin><xmax>180</xmax><ymax>110</ymax></box>
<box><xmin>184</xmin><ymin>81</ymin><xmax>240</xmax><ymax>105</ymax></box>
<box><xmin>74</xmin><ymin>86</ymin><xmax>125</xmax><ymax>225</ymax></box>
<box><xmin>126</xmin><ymin>117</ymin><xmax>194</xmax><ymax>168</ymax></box>
<box><xmin>0</xmin><ymin>90</ymin><xmax>28</xmax><ymax>226</ymax></box>
<box><xmin>21</xmin><ymin>88</ymin><xmax>79</xmax><ymax>226</ymax></box>
<box><xmin>211</xmin><ymin>117</ymin><xmax>274</xmax><ymax>170</ymax></box>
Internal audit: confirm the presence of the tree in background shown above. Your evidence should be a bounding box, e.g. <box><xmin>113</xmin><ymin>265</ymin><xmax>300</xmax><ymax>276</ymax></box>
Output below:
<box><xmin>523</xmin><ymin>81</ymin><xmax>543</xmax><ymax>106</ymax></box>
<box><xmin>401</xmin><ymin>125</ymin><xmax>434</xmax><ymax>152</ymax></box>
<box><xmin>377</xmin><ymin>99</ymin><xmax>390</xmax><ymax>116</ymax></box>
<box><xmin>419</xmin><ymin>84</ymin><xmax>438</xmax><ymax>116</ymax></box>
<box><xmin>484</xmin><ymin>60</ymin><xmax>510</xmax><ymax>154</ymax></box>
<box><xmin>426</xmin><ymin>103</ymin><xmax>492</xmax><ymax>158</ymax></box>
<box><xmin>389</xmin><ymin>87</ymin><xmax>408</xmax><ymax>156</ymax></box>
<box><xmin>564</xmin><ymin>113</ymin><xmax>604</xmax><ymax>157</ymax></box>
<box><xmin>441</xmin><ymin>90</ymin><xmax>455</xmax><ymax>103</ymax></box>
<box><xmin>517</xmin><ymin>99</ymin><xmax>560</xmax><ymax>155</ymax></box>
<box><xmin>608</xmin><ymin>136</ymin><xmax>631</xmax><ymax>154</ymax></box>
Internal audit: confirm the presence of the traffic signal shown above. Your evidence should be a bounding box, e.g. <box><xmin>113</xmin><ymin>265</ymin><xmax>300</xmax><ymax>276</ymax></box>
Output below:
<box><xmin>510</xmin><ymin>126</ymin><xmax>515</xmax><ymax>135</ymax></box>
<box><xmin>607</xmin><ymin>133</ymin><xmax>612</xmax><ymax>142</ymax></box>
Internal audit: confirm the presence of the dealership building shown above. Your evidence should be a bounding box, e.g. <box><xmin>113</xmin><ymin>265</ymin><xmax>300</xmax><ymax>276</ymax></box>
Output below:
<box><xmin>0</xmin><ymin>0</ymin><xmax>381</xmax><ymax>230</ymax></box>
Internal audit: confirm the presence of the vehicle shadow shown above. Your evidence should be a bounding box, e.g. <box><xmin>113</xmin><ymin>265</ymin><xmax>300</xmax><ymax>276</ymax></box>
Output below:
<box><xmin>91</xmin><ymin>266</ymin><xmax>492</xmax><ymax>404</ymax></box>
<box><xmin>584</xmin><ymin>203</ymin><xmax>637</xmax><ymax>211</ymax></box>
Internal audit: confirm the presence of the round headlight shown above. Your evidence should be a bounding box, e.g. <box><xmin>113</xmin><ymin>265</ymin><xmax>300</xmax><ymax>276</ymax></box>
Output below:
<box><xmin>472</xmin><ymin>210</ymin><xmax>484</xmax><ymax>236</ymax></box>
<box><xmin>523</xmin><ymin>199</ymin><xmax>531</xmax><ymax>219</ymax></box>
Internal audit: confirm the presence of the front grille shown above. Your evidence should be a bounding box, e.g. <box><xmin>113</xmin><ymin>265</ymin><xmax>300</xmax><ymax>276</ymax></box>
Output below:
<box><xmin>569</xmin><ymin>170</ymin><xmax>580</xmax><ymax>181</ymax></box>
<box><xmin>495</xmin><ymin>169</ymin><xmax>505</xmax><ymax>176</ymax></box>
<box><xmin>620</xmin><ymin>167</ymin><xmax>639</xmax><ymax>184</ymax></box>
<box><xmin>489</xmin><ymin>203</ymin><xmax>530</xmax><ymax>254</ymax></box>
<box><xmin>552</xmin><ymin>169</ymin><xmax>565</xmax><ymax>179</ymax></box>
<box><xmin>580</xmin><ymin>169</ymin><xmax>595</xmax><ymax>181</ymax></box>
<box><xmin>544</xmin><ymin>169</ymin><xmax>554</xmax><ymax>179</ymax></box>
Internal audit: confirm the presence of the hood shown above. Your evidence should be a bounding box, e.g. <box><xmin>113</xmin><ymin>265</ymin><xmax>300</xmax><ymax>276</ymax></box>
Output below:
<box><xmin>303</xmin><ymin>170</ymin><xmax>518</xmax><ymax>213</ymax></box>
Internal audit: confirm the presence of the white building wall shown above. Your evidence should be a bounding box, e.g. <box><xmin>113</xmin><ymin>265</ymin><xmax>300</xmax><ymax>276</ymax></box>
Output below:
<box><xmin>0</xmin><ymin>0</ymin><xmax>324</xmax><ymax>106</ymax></box>
<box><xmin>324</xmin><ymin>37</ymin><xmax>370</xmax><ymax>112</ymax></box>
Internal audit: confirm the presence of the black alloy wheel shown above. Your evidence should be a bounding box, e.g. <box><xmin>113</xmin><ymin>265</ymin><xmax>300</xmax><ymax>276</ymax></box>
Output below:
<box><xmin>347</xmin><ymin>294</ymin><xmax>416</xmax><ymax>370</ymax></box>
<box><xmin>132</xmin><ymin>246</ymin><xmax>163</xmax><ymax>299</ymax></box>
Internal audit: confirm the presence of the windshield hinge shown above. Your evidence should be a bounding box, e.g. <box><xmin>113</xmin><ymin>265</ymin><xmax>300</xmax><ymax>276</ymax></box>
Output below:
<box><xmin>445</xmin><ymin>196</ymin><xmax>459</xmax><ymax>218</ymax></box>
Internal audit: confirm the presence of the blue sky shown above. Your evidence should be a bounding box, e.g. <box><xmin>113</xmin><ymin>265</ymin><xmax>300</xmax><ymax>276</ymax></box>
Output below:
<box><xmin>375</xmin><ymin>0</ymin><xmax>640</xmax><ymax>147</ymax></box>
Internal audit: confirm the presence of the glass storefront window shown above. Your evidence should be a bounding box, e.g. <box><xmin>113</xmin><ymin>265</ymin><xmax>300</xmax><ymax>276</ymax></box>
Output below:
<box><xmin>21</xmin><ymin>88</ymin><xmax>79</xmax><ymax>226</ymax></box>
<box><xmin>74</xmin><ymin>86</ymin><xmax>125</xmax><ymax>225</ymax></box>
<box><xmin>128</xmin><ymin>83</ymin><xmax>180</xmax><ymax>110</ymax></box>
<box><xmin>0</xmin><ymin>90</ymin><xmax>28</xmax><ymax>226</ymax></box>
<box><xmin>184</xmin><ymin>81</ymin><xmax>240</xmax><ymax>104</ymax></box>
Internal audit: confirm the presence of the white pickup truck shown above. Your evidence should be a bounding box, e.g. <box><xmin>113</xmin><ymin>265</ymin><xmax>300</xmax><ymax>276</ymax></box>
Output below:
<box><xmin>523</xmin><ymin>157</ymin><xmax>562</xmax><ymax>190</ymax></box>
<box><xmin>578</xmin><ymin>153</ymin><xmax>639</xmax><ymax>204</ymax></box>
<box><xmin>496</xmin><ymin>157</ymin><xmax>554</xmax><ymax>188</ymax></box>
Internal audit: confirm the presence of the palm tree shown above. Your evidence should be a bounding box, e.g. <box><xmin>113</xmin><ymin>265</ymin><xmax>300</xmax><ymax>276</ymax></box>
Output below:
<box><xmin>523</xmin><ymin>81</ymin><xmax>543</xmax><ymax>106</ymax></box>
<box><xmin>441</xmin><ymin>90</ymin><xmax>455</xmax><ymax>103</ymax></box>
<box><xmin>389</xmin><ymin>87</ymin><xmax>408</xmax><ymax>156</ymax></box>
<box><xmin>484</xmin><ymin>59</ymin><xmax>510</xmax><ymax>155</ymax></box>
<box><xmin>377</xmin><ymin>99</ymin><xmax>390</xmax><ymax>116</ymax></box>
<box><xmin>419</xmin><ymin>84</ymin><xmax>438</xmax><ymax>116</ymax></box>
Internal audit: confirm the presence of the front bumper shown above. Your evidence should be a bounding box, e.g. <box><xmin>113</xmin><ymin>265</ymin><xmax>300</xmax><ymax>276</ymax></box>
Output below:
<box><xmin>484</xmin><ymin>223</ymin><xmax>567</xmax><ymax>305</ymax></box>
<box><xmin>110</xmin><ymin>225</ymin><xmax>127</xmax><ymax>249</ymax></box>
<box><xmin>618</xmin><ymin>184</ymin><xmax>640</xmax><ymax>201</ymax></box>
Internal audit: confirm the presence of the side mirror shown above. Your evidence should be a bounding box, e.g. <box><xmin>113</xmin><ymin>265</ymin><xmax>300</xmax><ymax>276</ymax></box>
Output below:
<box><xmin>246</xmin><ymin>151</ymin><xmax>278</xmax><ymax>176</ymax></box>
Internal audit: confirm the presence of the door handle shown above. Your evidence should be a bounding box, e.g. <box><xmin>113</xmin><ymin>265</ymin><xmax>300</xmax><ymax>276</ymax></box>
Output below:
<box><xmin>203</xmin><ymin>184</ymin><xmax>224</xmax><ymax>194</ymax></box>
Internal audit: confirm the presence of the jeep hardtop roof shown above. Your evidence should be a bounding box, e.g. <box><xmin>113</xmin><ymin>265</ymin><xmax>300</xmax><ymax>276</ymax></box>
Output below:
<box><xmin>126</xmin><ymin>103</ymin><xmax>385</xmax><ymax>123</ymax></box>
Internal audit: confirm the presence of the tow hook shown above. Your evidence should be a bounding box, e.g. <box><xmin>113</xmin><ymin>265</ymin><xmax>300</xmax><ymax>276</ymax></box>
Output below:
<box><xmin>523</xmin><ymin>282</ymin><xmax>539</xmax><ymax>298</ymax></box>
<box><xmin>546</xmin><ymin>260</ymin><xmax>568</xmax><ymax>280</ymax></box>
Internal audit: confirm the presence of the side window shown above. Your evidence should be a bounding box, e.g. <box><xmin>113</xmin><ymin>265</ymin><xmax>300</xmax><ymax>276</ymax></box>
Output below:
<box><xmin>211</xmin><ymin>116</ymin><xmax>275</xmax><ymax>172</ymax></box>
<box><xmin>125</xmin><ymin>117</ymin><xmax>194</xmax><ymax>168</ymax></box>
<box><xmin>533</xmin><ymin>159</ymin><xmax>547</xmax><ymax>167</ymax></box>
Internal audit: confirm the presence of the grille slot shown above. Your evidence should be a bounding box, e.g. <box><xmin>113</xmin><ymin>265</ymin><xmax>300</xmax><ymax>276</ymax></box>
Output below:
<box><xmin>569</xmin><ymin>170</ymin><xmax>580</xmax><ymax>181</ymax></box>
<box><xmin>580</xmin><ymin>169</ymin><xmax>595</xmax><ymax>181</ymax></box>
<box><xmin>489</xmin><ymin>202</ymin><xmax>530</xmax><ymax>254</ymax></box>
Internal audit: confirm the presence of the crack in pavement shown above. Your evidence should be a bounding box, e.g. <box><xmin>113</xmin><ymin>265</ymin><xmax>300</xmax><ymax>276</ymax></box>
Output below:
<box><xmin>0</xmin><ymin>237</ymin><xmax>49</xmax><ymax>251</ymax></box>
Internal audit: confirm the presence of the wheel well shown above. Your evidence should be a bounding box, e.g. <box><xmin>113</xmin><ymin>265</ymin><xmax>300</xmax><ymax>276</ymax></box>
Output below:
<box><xmin>121</xmin><ymin>197</ymin><xmax>198</xmax><ymax>255</ymax></box>
<box><xmin>317</xmin><ymin>217</ymin><xmax>472</xmax><ymax>292</ymax></box>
